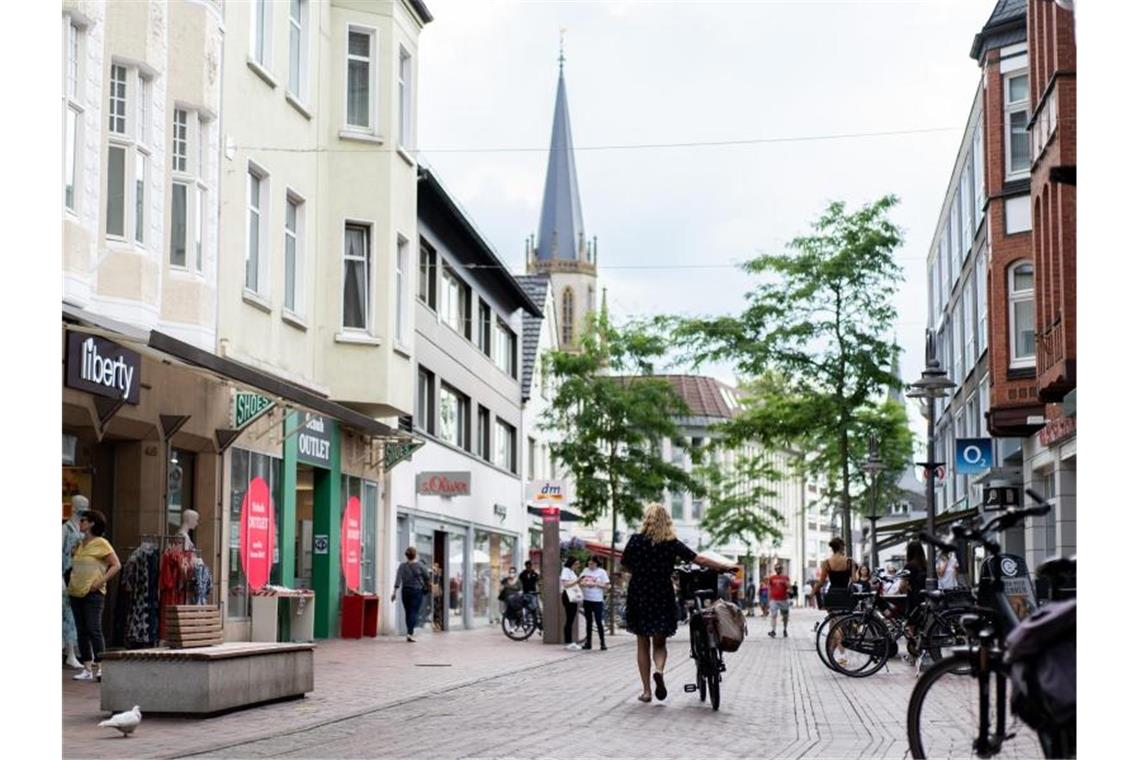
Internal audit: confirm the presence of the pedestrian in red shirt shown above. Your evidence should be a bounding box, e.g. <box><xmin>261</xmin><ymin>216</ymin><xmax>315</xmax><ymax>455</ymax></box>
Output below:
<box><xmin>767</xmin><ymin>564</ymin><xmax>791</xmax><ymax>638</ymax></box>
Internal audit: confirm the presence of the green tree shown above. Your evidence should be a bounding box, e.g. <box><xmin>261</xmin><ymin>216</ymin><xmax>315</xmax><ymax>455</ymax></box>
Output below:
<box><xmin>541</xmin><ymin>311</ymin><xmax>704</xmax><ymax>631</ymax></box>
<box><xmin>694</xmin><ymin>444</ymin><xmax>785</xmax><ymax>552</ymax></box>
<box><xmin>673</xmin><ymin>196</ymin><xmax>908</xmax><ymax>549</ymax></box>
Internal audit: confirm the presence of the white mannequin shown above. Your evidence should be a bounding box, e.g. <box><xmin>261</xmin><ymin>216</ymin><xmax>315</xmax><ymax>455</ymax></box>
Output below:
<box><xmin>176</xmin><ymin>509</ymin><xmax>199</xmax><ymax>551</ymax></box>
<box><xmin>63</xmin><ymin>495</ymin><xmax>86</xmax><ymax>669</ymax></box>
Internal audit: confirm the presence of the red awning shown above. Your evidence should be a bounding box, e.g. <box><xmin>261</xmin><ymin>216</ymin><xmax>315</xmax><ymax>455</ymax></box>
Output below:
<box><xmin>584</xmin><ymin>541</ymin><xmax>624</xmax><ymax>560</ymax></box>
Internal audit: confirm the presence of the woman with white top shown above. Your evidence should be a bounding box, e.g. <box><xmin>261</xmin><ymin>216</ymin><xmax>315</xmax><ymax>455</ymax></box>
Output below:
<box><xmin>936</xmin><ymin>547</ymin><xmax>960</xmax><ymax>590</ymax></box>
<box><xmin>560</xmin><ymin>557</ymin><xmax>583</xmax><ymax>650</ymax></box>
<box><xmin>579</xmin><ymin>556</ymin><xmax>611</xmax><ymax>651</ymax></box>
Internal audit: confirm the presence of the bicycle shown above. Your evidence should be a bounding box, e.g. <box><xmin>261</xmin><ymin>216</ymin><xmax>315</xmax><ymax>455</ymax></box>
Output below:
<box><xmin>676</xmin><ymin>564</ymin><xmax>730</xmax><ymax>711</ymax></box>
<box><xmin>906</xmin><ymin>489</ymin><xmax>1075</xmax><ymax>759</ymax></box>
<box><xmin>501</xmin><ymin>591</ymin><xmax>543</xmax><ymax>641</ymax></box>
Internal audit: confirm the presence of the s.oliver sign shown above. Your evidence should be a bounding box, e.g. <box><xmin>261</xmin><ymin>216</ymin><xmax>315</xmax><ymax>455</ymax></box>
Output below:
<box><xmin>416</xmin><ymin>471</ymin><xmax>471</xmax><ymax>496</ymax></box>
<box><xmin>65</xmin><ymin>332</ymin><xmax>141</xmax><ymax>404</ymax></box>
<box><xmin>297</xmin><ymin>413</ymin><xmax>334</xmax><ymax>467</ymax></box>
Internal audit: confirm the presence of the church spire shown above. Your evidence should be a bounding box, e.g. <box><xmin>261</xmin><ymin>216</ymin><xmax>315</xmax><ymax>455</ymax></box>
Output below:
<box><xmin>533</xmin><ymin>34</ymin><xmax>586</xmax><ymax>265</ymax></box>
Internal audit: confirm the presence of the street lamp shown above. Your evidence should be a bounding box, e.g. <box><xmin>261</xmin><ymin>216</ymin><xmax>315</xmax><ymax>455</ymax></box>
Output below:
<box><xmin>860</xmin><ymin>437</ymin><xmax>886</xmax><ymax>571</ymax></box>
<box><xmin>906</xmin><ymin>329</ymin><xmax>956</xmax><ymax>589</ymax></box>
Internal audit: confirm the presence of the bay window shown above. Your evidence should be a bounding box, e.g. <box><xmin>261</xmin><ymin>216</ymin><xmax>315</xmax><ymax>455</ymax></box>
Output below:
<box><xmin>106</xmin><ymin>64</ymin><xmax>150</xmax><ymax>245</ymax></box>
<box><xmin>64</xmin><ymin>17</ymin><xmax>83</xmax><ymax>211</ymax></box>
<box><xmin>1004</xmin><ymin>72</ymin><xmax>1030</xmax><ymax>178</ymax></box>
<box><xmin>172</xmin><ymin>111</ymin><xmax>209</xmax><ymax>272</ymax></box>
<box><xmin>345</xmin><ymin>28</ymin><xmax>375</xmax><ymax>131</ymax></box>
<box><xmin>1008</xmin><ymin>261</ymin><xmax>1035</xmax><ymax>368</ymax></box>
<box><xmin>395</xmin><ymin>236</ymin><xmax>409</xmax><ymax>345</ymax></box>
<box><xmin>343</xmin><ymin>222</ymin><xmax>371</xmax><ymax>330</ymax></box>
<box><xmin>398</xmin><ymin>46</ymin><xmax>412</xmax><ymax>147</ymax></box>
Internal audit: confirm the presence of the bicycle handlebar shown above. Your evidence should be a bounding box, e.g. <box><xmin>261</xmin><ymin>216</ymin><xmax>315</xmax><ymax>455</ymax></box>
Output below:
<box><xmin>919</xmin><ymin>531</ymin><xmax>957</xmax><ymax>554</ymax></box>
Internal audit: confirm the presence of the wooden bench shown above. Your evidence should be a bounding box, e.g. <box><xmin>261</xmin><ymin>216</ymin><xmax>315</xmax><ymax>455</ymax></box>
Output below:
<box><xmin>100</xmin><ymin>642</ymin><xmax>315</xmax><ymax>716</ymax></box>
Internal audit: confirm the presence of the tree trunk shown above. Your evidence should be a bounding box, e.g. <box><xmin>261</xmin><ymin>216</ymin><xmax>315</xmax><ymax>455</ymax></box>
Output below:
<box><xmin>609</xmin><ymin>476</ymin><xmax>618</xmax><ymax>635</ymax></box>
<box><xmin>840</xmin><ymin>426</ymin><xmax>852</xmax><ymax>551</ymax></box>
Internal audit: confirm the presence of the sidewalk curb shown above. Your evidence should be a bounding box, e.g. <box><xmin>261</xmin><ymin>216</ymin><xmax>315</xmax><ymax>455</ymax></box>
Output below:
<box><xmin>174</xmin><ymin>638</ymin><xmax>636</xmax><ymax>759</ymax></box>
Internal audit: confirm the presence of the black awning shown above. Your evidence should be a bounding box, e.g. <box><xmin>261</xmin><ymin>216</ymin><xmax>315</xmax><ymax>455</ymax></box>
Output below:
<box><xmin>872</xmin><ymin>506</ymin><xmax>981</xmax><ymax>552</ymax></box>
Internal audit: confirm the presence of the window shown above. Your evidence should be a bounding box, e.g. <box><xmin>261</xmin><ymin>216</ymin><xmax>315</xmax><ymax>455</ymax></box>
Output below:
<box><xmin>955</xmin><ymin>302</ymin><xmax>965</xmax><ymax>383</ymax></box>
<box><xmin>173</xmin><ymin>109</ymin><xmax>188</xmax><ymax>172</ymax></box>
<box><xmin>245</xmin><ymin>166</ymin><xmax>266</xmax><ymax>292</ymax></box>
<box><xmin>343</xmin><ymin>223</ymin><xmax>371</xmax><ymax>330</ymax></box>
<box><xmin>671</xmin><ymin>492</ymin><xmax>684</xmax><ymax>520</ymax></box>
<box><xmin>960</xmin><ymin>165</ymin><xmax>973</xmax><ymax>254</ymax></box>
<box><xmin>64</xmin><ymin>18</ymin><xmax>83</xmax><ymax>211</ymax></box>
<box><xmin>478</xmin><ymin>300</ymin><xmax>492</xmax><ymax>356</ymax></box>
<box><xmin>1005</xmin><ymin>194</ymin><xmax>1031</xmax><ymax>234</ymax></box>
<box><xmin>1008</xmin><ymin>261</ymin><xmax>1035</xmax><ymax>368</ymax></box>
<box><xmin>561</xmin><ymin>288</ymin><xmax>574</xmax><ymax>345</ymax></box>
<box><xmin>979</xmin><ymin>374</ymin><xmax>991</xmax><ymax>434</ymax></box>
<box><xmin>288</xmin><ymin>0</ymin><xmax>308</xmax><ymax>99</ymax></box>
<box><xmin>527</xmin><ymin>437</ymin><xmax>537</xmax><ymax>480</ymax></box>
<box><xmin>976</xmin><ymin>252</ymin><xmax>988</xmax><ymax>354</ymax></box>
<box><xmin>395</xmin><ymin>236</ymin><xmax>409</xmax><ymax>345</ymax></box>
<box><xmin>439</xmin><ymin>385</ymin><xmax>469</xmax><ymax>449</ymax></box>
<box><xmin>950</xmin><ymin>192</ymin><xmax>961</xmax><ymax>276</ymax></box>
<box><xmin>227</xmin><ymin>449</ymin><xmax>283</xmax><ymax>619</ymax></box>
<box><xmin>345</xmin><ymin>28</ymin><xmax>374</xmax><ymax>130</ymax></box>
<box><xmin>691</xmin><ymin>498</ymin><xmax>704</xmax><ymax>521</ymax></box>
<box><xmin>418</xmin><ymin>241</ymin><xmax>437</xmax><ymax>308</ymax></box>
<box><xmin>494</xmin><ymin>419</ymin><xmax>517</xmax><ymax>473</ymax></box>
<box><xmin>1004</xmin><ymin>72</ymin><xmax>1030</xmax><ymax>177</ymax></box>
<box><xmin>284</xmin><ymin>195</ymin><xmax>303</xmax><ymax>313</ymax></box>
<box><xmin>964</xmin><ymin>274</ymin><xmax>976</xmax><ymax>368</ymax></box>
<box><xmin>477</xmin><ymin>406</ymin><xmax>490</xmax><ymax>461</ymax></box>
<box><xmin>172</xmin><ymin>111</ymin><xmax>209</xmax><ymax>272</ymax></box>
<box><xmin>972</xmin><ymin>123</ymin><xmax>985</xmax><ymax>222</ymax></box>
<box><xmin>398</xmin><ymin>47</ymin><xmax>412</xmax><ymax>147</ymax></box>
<box><xmin>251</xmin><ymin>0</ymin><xmax>270</xmax><ymax>67</ymax></box>
<box><xmin>493</xmin><ymin>319</ymin><xmax>517</xmax><ymax>377</ymax></box>
<box><xmin>416</xmin><ymin>369</ymin><xmax>434</xmax><ymax>433</ymax></box>
<box><xmin>440</xmin><ymin>266</ymin><xmax>469</xmax><ymax>336</ymax></box>
<box><xmin>106</xmin><ymin>64</ymin><xmax>150</xmax><ymax>243</ymax></box>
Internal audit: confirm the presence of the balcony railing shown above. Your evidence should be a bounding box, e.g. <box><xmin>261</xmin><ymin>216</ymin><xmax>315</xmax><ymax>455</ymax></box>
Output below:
<box><xmin>1037</xmin><ymin>315</ymin><xmax>1065</xmax><ymax>373</ymax></box>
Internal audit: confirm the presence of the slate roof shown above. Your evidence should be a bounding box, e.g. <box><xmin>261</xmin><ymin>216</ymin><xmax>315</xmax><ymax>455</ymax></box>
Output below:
<box><xmin>535</xmin><ymin>66</ymin><xmax>586</xmax><ymax>262</ymax></box>
<box><xmin>516</xmin><ymin>274</ymin><xmax>551</xmax><ymax>400</ymax></box>
<box><xmin>970</xmin><ymin>0</ymin><xmax>1026</xmax><ymax>62</ymax></box>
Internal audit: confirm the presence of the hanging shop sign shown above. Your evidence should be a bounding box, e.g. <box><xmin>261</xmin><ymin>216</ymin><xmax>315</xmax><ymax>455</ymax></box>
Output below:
<box><xmin>233</xmin><ymin>391</ymin><xmax>275</xmax><ymax>430</ymax></box>
<box><xmin>526</xmin><ymin>479</ymin><xmax>567</xmax><ymax>504</ymax></box>
<box><xmin>954</xmin><ymin>438</ymin><xmax>994</xmax><ymax>476</ymax></box>
<box><xmin>416</xmin><ymin>471</ymin><xmax>471</xmax><ymax>496</ymax></box>
<box><xmin>384</xmin><ymin>438</ymin><xmax>424</xmax><ymax>471</ymax></box>
<box><xmin>297</xmin><ymin>413</ymin><xmax>334</xmax><ymax>467</ymax></box>
<box><xmin>65</xmin><ymin>332</ymin><xmax>141</xmax><ymax>404</ymax></box>
<box><xmin>341</xmin><ymin>495</ymin><xmax>362</xmax><ymax>592</ymax></box>
<box><xmin>240</xmin><ymin>476</ymin><xmax>276</xmax><ymax>591</ymax></box>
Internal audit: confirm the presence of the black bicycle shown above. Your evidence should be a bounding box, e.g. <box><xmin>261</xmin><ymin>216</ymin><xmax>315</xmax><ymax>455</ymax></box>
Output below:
<box><xmin>677</xmin><ymin>564</ymin><xmax>728</xmax><ymax>711</ymax></box>
<box><xmin>907</xmin><ymin>490</ymin><xmax>1076</xmax><ymax>758</ymax></box>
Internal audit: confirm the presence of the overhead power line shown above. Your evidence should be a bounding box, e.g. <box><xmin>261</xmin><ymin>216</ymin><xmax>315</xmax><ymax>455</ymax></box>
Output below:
<box><xmin>235</xmin><ymin>125</ymin><xmax>961</xmax><ymax>155</ymax></box>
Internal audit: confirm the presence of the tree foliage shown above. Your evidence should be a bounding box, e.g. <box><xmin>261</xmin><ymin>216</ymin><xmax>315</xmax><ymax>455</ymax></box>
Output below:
<box><xmin>541</xmin><ymin>311</ymin><xmax>703</xmax><ymax>530</ymax></box>
<box><xmin>672</xmin><ymin>196</ymin><xmax>911</xmax><ymax>547</ymax></box>
<box><xmin>693</xmin><ymin>442</ymin><xmax>785</xmax><ymax>551</ymax></box>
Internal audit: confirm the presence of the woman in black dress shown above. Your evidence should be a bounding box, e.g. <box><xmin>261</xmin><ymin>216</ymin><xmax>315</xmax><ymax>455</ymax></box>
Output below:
<box><xmin>621</xmin><ymin>503</ymin><xmax>734</xmax><ymax>703</ymax></box>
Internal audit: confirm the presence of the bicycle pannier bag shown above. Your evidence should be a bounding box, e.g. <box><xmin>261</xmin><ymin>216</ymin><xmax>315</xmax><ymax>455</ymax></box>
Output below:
<box><xmin>1005</xmin><ymin>598</ymin><xmax>1076</xmax><ymax>729</ymax></box>
<box><xmin>711</xmin><ymin>600</ymin><xmax>747</xmax><ymax>652</ymax></box>
<box><xmin>822</xmin><ymin>587</ymin><xmax>854</xmax><ymax>611</ymax></box>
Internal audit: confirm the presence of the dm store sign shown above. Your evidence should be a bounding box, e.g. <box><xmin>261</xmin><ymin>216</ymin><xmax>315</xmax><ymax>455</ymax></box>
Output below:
<box><xmin>240</xmin><ymin>476</ymin><xmax>276</xmax><ymax>591</ymax></box>
<box><xmin>297</xmin><ymin>413</ymin><xmax>334</xmax><ymax>468</ymax></box>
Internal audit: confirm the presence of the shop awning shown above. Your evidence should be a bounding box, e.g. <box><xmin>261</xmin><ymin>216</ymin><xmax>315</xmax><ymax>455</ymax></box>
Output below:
<box><xmin>526</xmin><ymin>505</ymin><xmax>584</xmax><ymax>522</ymax></box>
<box><xmin>871</xmin><ymin>505</ymin><xmax>981</xmax><ymax>553</ymax></box>
<box><xmin>63</xmin><ymin>305</ymin><xmax>417</xmax><ymax>445</ymax></box>
<box><xmin>584</xmin><ymin>541</ymin><xmax>625</xmax><ymax>560</ymax></box>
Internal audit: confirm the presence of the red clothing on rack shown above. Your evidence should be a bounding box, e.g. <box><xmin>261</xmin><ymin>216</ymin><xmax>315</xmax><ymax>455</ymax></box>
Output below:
<box><xmin>158</xmin><ymin>548</ymin><xmax>194</xmax><ymax>639</ymax></box>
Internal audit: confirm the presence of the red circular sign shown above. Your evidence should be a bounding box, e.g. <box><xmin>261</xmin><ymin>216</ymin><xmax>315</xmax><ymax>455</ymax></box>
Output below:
<box><xmin>240</xmin><ymin>476</ymin><xmax>275</xmax><ymax>591</ymax></box>
<box><xmin>341</xmin><ymin>495</ymin><xmax>362</xmax><ymax>593</ymax></box>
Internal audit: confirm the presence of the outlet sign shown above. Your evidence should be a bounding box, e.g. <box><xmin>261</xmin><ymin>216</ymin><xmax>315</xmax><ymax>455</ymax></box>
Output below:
<box><xmin>297</xmin><ymin>413</ymin><xmax>334</xmax><ymax>467</ymax></box>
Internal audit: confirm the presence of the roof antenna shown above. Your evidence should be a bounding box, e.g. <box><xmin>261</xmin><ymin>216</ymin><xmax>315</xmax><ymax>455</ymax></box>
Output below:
<box><xmin>559</xmin><ymin>26</ymin><xmax>566</xmax><ymax>73</ymax></box>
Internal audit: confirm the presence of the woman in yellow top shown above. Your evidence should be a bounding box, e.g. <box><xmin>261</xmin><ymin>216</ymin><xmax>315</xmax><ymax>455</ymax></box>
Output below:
<box><xmin>67</xmin><ymin>509</ymin><xmax>120</xmax><ymax>682</ymax></box>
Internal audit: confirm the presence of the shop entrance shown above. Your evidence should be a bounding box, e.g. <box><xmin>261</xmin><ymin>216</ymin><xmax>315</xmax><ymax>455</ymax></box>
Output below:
<box><xmin>295</xmin><ymin>464</ymin><xmax>315</xmax><ymax>588</ymax></box>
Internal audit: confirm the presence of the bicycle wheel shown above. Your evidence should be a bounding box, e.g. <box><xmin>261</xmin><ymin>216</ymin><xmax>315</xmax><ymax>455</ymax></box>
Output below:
<box><xmin>907</xmin><ymin>653</ymin><xmax>1044</xmax><ymax>759</ymax></box>
<box><xmin>826</xmin><ymin>614</ymin><xmax>890</xmax><ymax>678</ymax></box>
<box><xmin>697</xmin><ymin>670</ymin><xmax>707</xmax><ymax>702</ymax></box>
<box><xmin>501</xmin><ymin>607</ymin><xmax>536</xmax><ymax>641</ymax></box>
<box><xmin>707</xmin><ymin>630</ymin><xmax>721</xmax><ymax>711</ymax></box>
<box><xmin>923</xmin><ymin>613</ymin><xmax>969</xmax><ymax>671</ymax></box>
<box><xmin>815</xmin><ymin>613</ymin><xmax>841</xmax><ymax>671</ymax></box>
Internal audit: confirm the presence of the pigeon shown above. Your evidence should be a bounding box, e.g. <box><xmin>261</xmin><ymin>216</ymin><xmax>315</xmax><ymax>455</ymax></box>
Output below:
<box><xmin>99</xmin><ymin>705</ymin><xmax>141</xmax><ymax>737</ymax></box>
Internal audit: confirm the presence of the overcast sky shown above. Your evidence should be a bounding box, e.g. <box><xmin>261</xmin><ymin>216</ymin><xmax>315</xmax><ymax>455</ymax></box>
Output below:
<box><xmin>417</xmin><ymin>0</ymin><xmax>997</xmax><ymax>413</ymax></box>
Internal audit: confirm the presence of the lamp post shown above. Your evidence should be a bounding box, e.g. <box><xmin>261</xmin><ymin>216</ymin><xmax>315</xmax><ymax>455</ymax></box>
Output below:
<box><xmin>907</xmin><ymin>330</ymin><xmax>956</xmax><ymax>589</ymax></box>
<box><xmin>861</xmin><ymin>437</ymin><xmax>886</xmax><ymax>571</ymax></box>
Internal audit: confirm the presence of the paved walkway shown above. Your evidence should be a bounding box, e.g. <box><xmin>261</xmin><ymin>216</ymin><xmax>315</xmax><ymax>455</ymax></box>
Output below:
<box><xmin>63</xmin><ymin>610</ymin><xmax>1044</xmax><ymax>759</ymax></box>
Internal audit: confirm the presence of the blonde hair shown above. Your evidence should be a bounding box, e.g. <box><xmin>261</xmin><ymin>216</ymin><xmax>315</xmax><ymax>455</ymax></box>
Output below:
<box><xmin>640</xmin><ymin>503</ymin><xmax>677</xmax><ymax>545</ymax></box>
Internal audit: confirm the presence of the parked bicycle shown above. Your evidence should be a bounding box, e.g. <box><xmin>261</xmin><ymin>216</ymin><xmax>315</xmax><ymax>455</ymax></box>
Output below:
<box><xmin>676</xmin><ymin>563</ymin><xmax>730</xmax><ymax>711</ymax></box>
<box><xmin>906</xmin><ymin>489</ymin><xmax>1076</xmax><ymax>759</ymax></box>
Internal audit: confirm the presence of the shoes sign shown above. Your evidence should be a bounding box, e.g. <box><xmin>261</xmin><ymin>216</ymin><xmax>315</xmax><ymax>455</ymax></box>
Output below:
<box><xmin>65</xmin><ymin>332</ymin><xmax>141</xmax><ymax>404</ymax></box>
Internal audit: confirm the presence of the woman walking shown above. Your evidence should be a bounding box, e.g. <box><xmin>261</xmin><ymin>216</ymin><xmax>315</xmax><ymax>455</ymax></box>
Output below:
<box><xmin>391</xmin><ymin>546</ymin><xmax>432</xmax><ymax>642</ymax></box>
<box><xmin>621</xmin><ymin>503</ymin><xmax>734</xmax><ymax>703</ymax></box>
<box><xmin>560</xmin><ymin>557</ymin><xmax>583</xmax><ymax>650</ymax></box>
<box><xmin>67</xmin><ymin>509</ymin><xmax>120</xmax><ymax>682</ymax></box>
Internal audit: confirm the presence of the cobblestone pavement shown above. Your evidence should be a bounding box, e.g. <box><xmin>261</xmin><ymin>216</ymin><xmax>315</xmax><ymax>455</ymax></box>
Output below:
<box><xmin>63</xmin><ymin>610</ymin><xmax>1043</xmax><ymax>759</ymax></box>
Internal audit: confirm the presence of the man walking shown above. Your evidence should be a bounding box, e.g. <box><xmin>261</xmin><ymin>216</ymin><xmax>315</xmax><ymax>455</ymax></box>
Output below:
<box><xmin>767</xmin><ymin>563</ymin><xmax>791</xmax><ymax>638</ymax></box>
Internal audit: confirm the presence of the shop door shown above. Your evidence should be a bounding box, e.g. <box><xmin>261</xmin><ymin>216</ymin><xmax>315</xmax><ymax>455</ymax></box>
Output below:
<box><xmin>433</xmin><ymin>531</ymin><xmax>447</xmax><ymax>632</ymax></box>
<box><xmin>295</xmin><ymin>465</ymin><xmax>314</xmax><ymax>588</ymax></box>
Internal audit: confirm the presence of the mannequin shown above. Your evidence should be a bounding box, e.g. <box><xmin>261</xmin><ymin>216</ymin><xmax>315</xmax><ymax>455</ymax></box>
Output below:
<box><xmin>62</xmin><ymin>495</ymin><xmax>86</xmax><ymax>669</ymax></box>
<box><xmin>176</xmin><ymin>509</ymin><xmax>199</xmax><ymax>551</ymax></box>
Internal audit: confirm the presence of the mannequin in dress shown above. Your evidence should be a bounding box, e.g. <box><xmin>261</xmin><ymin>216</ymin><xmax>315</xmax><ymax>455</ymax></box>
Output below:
<box><xmin>176</xmin><ymin>509</ymin><xmax>199</xmax><ymax>551</ymax></box>
<box><xmin>63</xmin><ymin>495</ymin><xmax>86</xmax><ymax>669</ymax></box>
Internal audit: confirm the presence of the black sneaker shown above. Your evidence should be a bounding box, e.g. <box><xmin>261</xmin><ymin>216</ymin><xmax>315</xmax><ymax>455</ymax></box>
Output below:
<box><xmin>767</xmin><ymin>631</ymin><xmax>776</xmax><ymax>638</ymax></box>
<box><xmin>581</xmin><ymin>643</ymin><xmax>592</xmax><ymax>650</ymax></box>
<box><xmin>600</xmin><ymin>644</ymin><xmax>607</xmax><ymax>651</ymax></box>
<box><xmin>783</xmin><ymin>630</ymin><xmax>788</xmax><ymax>638</ymax></box>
